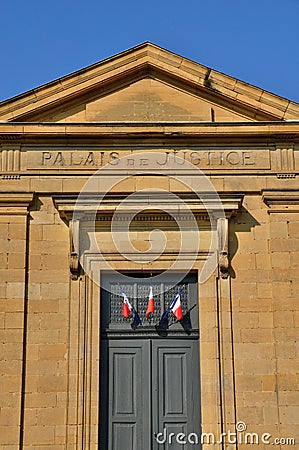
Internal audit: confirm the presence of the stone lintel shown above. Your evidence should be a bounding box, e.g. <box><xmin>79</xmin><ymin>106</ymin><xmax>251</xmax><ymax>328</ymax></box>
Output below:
<box><xmin>53</xmin><ymin>193</ymin><xmax>244</xmax><ymax>222</ymax></box>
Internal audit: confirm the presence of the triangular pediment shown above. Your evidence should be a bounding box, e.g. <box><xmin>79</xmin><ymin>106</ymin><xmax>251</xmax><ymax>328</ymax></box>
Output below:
<box><xmin>20</xmin><ymin>77</ymin><xmax>256</xmax><ymax>123</ymax></box>
<box><xmin>0</xmin><ymin>42</ymin><xmax>299</xmax><ymax>122</ymax></box>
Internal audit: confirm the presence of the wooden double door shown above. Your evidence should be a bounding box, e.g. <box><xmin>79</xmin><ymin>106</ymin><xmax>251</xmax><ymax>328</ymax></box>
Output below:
<box><xmin>99</xmin><ymin>275</ymin><xmax>201</xmax><ymax>450</ymax></box>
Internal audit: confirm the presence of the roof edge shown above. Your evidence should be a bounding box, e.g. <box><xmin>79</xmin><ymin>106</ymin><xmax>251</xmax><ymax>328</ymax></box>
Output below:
<box><xmin>0</xmin><ymin>42</ymin><xmax>299</xmax><ymax>122</ymax></box>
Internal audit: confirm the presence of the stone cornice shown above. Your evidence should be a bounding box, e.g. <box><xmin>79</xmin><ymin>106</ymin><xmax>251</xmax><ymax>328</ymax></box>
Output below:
<box><xmin>53</xmin><ymin>193</ymin><xmax>244</xmax><ymax>221</ymax></box>
<box><xmin>0</xmin><ymin>192</ymin><xmax>34</xmax><ymax>215</ymax></box>
<box><xmin>262</xmin><ymin>189</ymin><xmax>299</xmax><ymax>213</ymax></box>
<box><xmin>0</xmin><ymin>122</ymin><xmax>299</xmax><ymax>142</ymax></box>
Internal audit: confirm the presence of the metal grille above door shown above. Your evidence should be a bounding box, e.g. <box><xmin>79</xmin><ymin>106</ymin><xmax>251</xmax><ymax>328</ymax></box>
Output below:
<box><xmin>101</xmin><ymin>273</ymin><xmax>198</xmax><ymax>334</ymax></box>
<box><xmin>109</xmin><ymin>283</ymin><xmax>189</xmax><ymax>325</ymax></box>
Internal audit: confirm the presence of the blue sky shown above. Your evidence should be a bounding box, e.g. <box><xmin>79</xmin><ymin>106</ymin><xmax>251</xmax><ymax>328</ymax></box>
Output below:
<box><xmin>1</xmin><ymin>0</ymin><xmax>299</xmax><ymax>103</ymax></box>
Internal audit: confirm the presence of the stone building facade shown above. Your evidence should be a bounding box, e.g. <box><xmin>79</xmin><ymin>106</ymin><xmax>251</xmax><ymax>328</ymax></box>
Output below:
<box><xmin>0</xmin><ymin>43</ymin><xmax>298</xmax><ymax>449</ymax></box>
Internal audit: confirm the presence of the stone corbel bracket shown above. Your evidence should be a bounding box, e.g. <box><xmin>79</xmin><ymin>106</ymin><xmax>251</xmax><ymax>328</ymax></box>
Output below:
<box><xmin>216</xmin><ymin>195</ymin><xmax>243</xmax><ymax>279</ymax></box>
<box><xmin>217</xmin><ymin>217</ymin><xmax>229</xmax><ymax>279</ymax></box>
<box><xmin>53</xmin><ymin>197</ymin><xmax>82</xmax><ymax>280</ymax></box>
<box><xmin>69</xmin><ymin>218</ymin><xmax>81</xmax><ymax>280</ymax></box>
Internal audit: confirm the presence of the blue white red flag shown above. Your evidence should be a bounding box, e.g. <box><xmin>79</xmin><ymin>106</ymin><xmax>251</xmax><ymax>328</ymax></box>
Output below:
<box><xmin>156</xmin><ymin>285</ymin><xmax>185</xmax><ymax>331</ymax></box>
<box><xmin>146</xmin><ymin>285</ymin><xmax>155</xmax><ymax>319</ymax></box>
<box><xmin>120</xmin><ymin>287</ymin><xmax>142</xmax><ymax>330</ymax></box>
<box><xmin>170</xmin><ymin>291</ymin><xmax>183</xmax><ymax>321</ymax></box>
<box><xmin>121</xmin><ymin>290</ymin><xmax>133</xmax><ymax>318</ymax></box>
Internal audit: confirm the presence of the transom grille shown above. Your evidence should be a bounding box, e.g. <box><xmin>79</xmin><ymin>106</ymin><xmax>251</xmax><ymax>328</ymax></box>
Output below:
<box><xmin>109</xmin><ymin>282</ymin><xmax>189</xmax><ymax>326</ymax></box>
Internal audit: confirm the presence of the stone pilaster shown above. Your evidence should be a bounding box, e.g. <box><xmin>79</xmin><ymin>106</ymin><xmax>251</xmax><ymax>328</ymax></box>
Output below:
<box><xmin>0</xmin><ymin>193</ymin><xmax>34</xmax><ymax>448</ymax></box>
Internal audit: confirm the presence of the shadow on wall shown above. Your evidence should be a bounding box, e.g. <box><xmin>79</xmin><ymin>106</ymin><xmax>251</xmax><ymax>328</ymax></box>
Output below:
<box><xmin>229</xmin><ymin>206</ymin><xmax>260</xmax><ymax>279</ymax></box>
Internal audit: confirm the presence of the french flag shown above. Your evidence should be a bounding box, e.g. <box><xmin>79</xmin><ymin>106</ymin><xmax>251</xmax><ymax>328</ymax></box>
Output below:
<box><xmin>120</xmin><ymin>287</ymin><xmax>142</xmax><ymax>330</ymax></box>
<box><xmin>121</xmin><ymin>291</ymin><xmax>133</xmax><ymax>318</ymax></box>
<box><xmin>170</xmin><ymin>291</ymin><xmax>183</xmax><ymax>321</ymax></box>
<box><xmin>146</xmin><ymin>285</ymin><xmax>155</xmax><ymax>319</ymax></box>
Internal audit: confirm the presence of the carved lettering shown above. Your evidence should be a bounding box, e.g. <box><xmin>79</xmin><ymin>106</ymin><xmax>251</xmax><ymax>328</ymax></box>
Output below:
<box><xmin>83</xmin><ymin>151</ymin><xmax>95</xmax><ymax>166</ymax></box>
<box><xmin>53</xmin><ymin>152</ymin><xmax>65</xmax><ymax>166</ymax></box>
<box><xmin>100</xmin><ymin>151</ymin><xmax>105</xmax><ymax>166</ymax></box>
<box><xmin>42</xmin><ymin>151</ymin><xmax>52</xmax><ymax>165</ymax></box>
<box><xmin>108</xmin><ymin>151</ymin><xmax>120</xmax><ymax>165</ymax></box>
<box><xmin>226</xmin><ymin>151</ymin><xmax>241</xmax><ymax>165</ymax></box>
<box><xmin>190</xmin><ymin>151</ymin><xmax>200</xmax><ymax>165</ymax></box>
<box><xmin>156</xmin><ymin>152</ymin><xmax>170</xmax><ymax>166</ymax></box>
<box><xmin>219</xmin><ymin>152</ymin><xmax>224</xmax><ymax>165</ymax></box>
<box><xmin>127</xmin><ymin>158</ymin><xmax>135</xmax><ymax>166</ymax></box>
<box><xmin>32</xmin><ymin>148</ymin><xmax>264</xmax><ymax>170</ymax></box>
<box><xmin>242</xmin><ymin>151</ymin><xmax>255</xmax><ymax>165</ymax></box>
<box><xmin>173</xmin><ymin>150</ymin><xmax>186</xmax><ymax>165</ymax></box>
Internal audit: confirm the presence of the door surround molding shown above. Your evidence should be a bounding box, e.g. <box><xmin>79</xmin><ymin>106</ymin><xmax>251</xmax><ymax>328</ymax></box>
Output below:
<box><xmin>54</xmin><ymin>193</ymin><xmax>243</xmax><ymax>449</ymax></box>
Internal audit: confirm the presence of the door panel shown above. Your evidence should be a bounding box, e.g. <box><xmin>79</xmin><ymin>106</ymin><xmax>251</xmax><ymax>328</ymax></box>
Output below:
<box><xmin>111</xmin><ymin>423</ymin><xmax>135</xmax><ymax>450</ymax></box>
<box><xmin>152</xmin><ymin>340</ymin><xmax>201</xmax><ymax>450</ymax></box>
<box><xmin>163</xmin><ymin>352</ymin><xmax>187</xmax><ymax>415</ymax></box>
<box><xmin>100</xmin><ymin>339</ymin><xmax>201</xmax><ymax>450</ymax></box>
<box><xmin>101</xmin><ymin>340</ymin><xmax>151</xmax><ymax>450</ymax></box>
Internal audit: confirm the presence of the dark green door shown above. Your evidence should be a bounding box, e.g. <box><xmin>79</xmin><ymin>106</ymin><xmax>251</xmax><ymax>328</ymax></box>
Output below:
<box><xmin>99</xmin><ymin>275</ymin><xmax>201</xmax><ymax>450</ymax></box>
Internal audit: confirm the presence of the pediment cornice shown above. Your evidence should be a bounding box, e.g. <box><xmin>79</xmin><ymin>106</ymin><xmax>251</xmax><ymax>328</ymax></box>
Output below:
<box><xmin>1</xmin><ymin>121</ymin><xmax>299</xmax><ymax>143</ymax></box>
<box><xmin>0</xmin><ymin>42</ymin><xmax>299</xmax><ymax>122</ymax></box>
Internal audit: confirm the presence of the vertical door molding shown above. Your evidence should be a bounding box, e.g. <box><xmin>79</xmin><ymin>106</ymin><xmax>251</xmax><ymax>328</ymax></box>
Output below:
<box><xmin>66</xmin><ymin>273</ymin><xmax>100</xmax><ymax>450</ymax></box>
<box><xmin>215</xmin><ymin>213</ymin><xmax>241</xmax><ymax>450</ymax></box>
<box><xmin>65</xmin><ymin>275</ymin><xmax>85</xmax><ymax>449</ymax></box>
<box><xmin>216</xmin><ymin>276</ymin><xmax>237</xmax><ymax>450</ymax></box>
<box><xmin>83</xmin><ymin>272</ymin><xmax>100</xmax><ymax>448</ymax></box>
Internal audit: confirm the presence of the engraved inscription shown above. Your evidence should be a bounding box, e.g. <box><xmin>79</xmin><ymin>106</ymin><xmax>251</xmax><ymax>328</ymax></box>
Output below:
<box><xmin>25</xmin><ymin>148</ymin><xmax>271</xmax><ymax>171</ymax></box>
<box><xmin>40</xmin><ymin>150</ymin><xmax>257</xmax><ymax>168</ymax></box>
